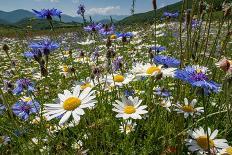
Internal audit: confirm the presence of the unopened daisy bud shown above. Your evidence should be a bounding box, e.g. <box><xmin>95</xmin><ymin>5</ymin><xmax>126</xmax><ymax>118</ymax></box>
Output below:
<box><xmin>186</xmin><ymin>9</ymin><xmax>191</xmax><ymax>26</ymax></box>
<box><xmin>41</xmin><ymin>66</ymin><xmax>48</xmax><ymax>77</ymax></box>
<box><xmin>70</xmin><ymin>67</ymin><xmax>76</xmax><ymax>73</ymax></box>
<box><xmin>155</xmin><ymin>72</ymin><xmax>163</xmax><ymax>80</ymax></box>
<box><xmin>2</xmin><ymin>44</ymin><xmax>9</xmax><ymax>52</ymax></box>
<box><xmin>106</xmin><ymin>37</ymin><xmax>112</xmax><ymax>48</ymax></box>
<box><xmin>199</xmin><ymin>0</ymin><xmax>205</xmax><ymax>14</ymax></box>
<box><xmin>152</xmin><ymin>0</ymin><xmax>157</xmax><ymax>10</ymax></box>
<box><xmin>79</xmin><ymin>51</ymin><xmax>85</xmax><ymax>57</ymax></box>
<box><xmin>92</xmin><ymin>67</ymin><xmax>101</xmax><ymax>77</ymax></box>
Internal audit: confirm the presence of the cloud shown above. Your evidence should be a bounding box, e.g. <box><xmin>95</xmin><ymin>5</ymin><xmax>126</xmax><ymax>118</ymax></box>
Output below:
<box><xmin>86</xmin><ymin>6</ymin><xmax>120</xmax><ymax>15</ymax></box>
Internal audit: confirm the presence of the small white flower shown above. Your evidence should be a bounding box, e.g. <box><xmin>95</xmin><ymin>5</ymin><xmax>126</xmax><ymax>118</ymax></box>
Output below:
<box><xmin>112</xmin><ymin>96</ymin><xmax>148</xmax><ymax>119</ymax></box>
<box><xmin>159</xmin><ymin>98</ymin><xmax>172</xmax><ymax>112</ymax></box>
<box><xmin>119</xmin><ymin>120</ymin><xmax>137</xmax><ymax>134</ymax></box>
<box><xmin>174</xmin><ymin>98</ymin><xmax>204</xmax><ymax>118</ymax></box>
<box><xmin>131</xmin><ymin>63</ymin><xmax>176</xmax><ymax>78</ymax></box>
<box><xmin>105</xmin><ymin>74</ymin><xmax>134</xmax><ymax>87</ymax></box>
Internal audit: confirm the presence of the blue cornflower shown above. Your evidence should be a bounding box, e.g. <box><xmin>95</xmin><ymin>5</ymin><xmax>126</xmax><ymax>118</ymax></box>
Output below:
<box><xmin>163</xmin><ymin>11</ymin><xmax>179</xmax><ymax>18</ymax></box>
<box><xmin>150</xmin><ymin>46</ymin><xmax>166</xmax><ymax>53</ymax></box>
<box><xmin>117</xmin><ymin>32</ymin><xmax>133</xmax><ymax>38</ymax></box>
<box><xmin>112</xmin><ymin>56</ymin><xmax>123</xmax><ymax>71</ymax></box>
<box><xmin>154</xmin><ymin>55</ymin><xmax>180</xmax><ymax>68</ymax></box>
<box><xmin>32</xmin><ymin>8</ymin><xmax>62</xmax><ymax>20</ymax></box>
<box><xmin>84</xmin><ymin>23</ymin><xmax>103</xmax><ymax>32</ymax></box>
<box><xmin>154</xmin><ymin>87</ymin><xmax>171</xmax><ymax>97</ymax></box>
<box><xmin>99</xmin><ymin>24</ymin><xmax>115</xmax><ymax>36</ymax></box>
<box><xmin>24</xmin><ymin>49</ymin><xmax>42</xmax><ymax>61</ymax></box>
<box><xmin>13</xmin><ymin>78</ymin><xmax>35</xmax><ymax>95</ymax></box>
<box><xmin>12</xmin><ymin>100</ymin><xmax>40</xmax><ymax>120</ymax></box>
<box><xmin>29</xmin><ymin>39</ymin><xmax>59</xmax><ymax>55</ymax></box>
<box><xmin>77</xmin><ymin>4</ymin><xmax>85</xmax><ymax>16</ymax></box>
<box><xmin>175</xmin><ymin>66</ymin><xmax>221</xmax><ymax>94</ymax></box>
<box><xmin>0</xmin><ymin>104</ymin><xmax>6</xmax><ymax>115</ymax></box>
<box><xmin>124</xmin><ymin>90</ymin><xmax>135</xmax><ymax>97</ymax></box>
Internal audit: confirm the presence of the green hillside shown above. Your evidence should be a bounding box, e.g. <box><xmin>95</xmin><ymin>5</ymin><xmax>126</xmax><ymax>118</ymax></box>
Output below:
<box><xmin>118</xmin><ymin>0</ymin><xmax>225</xmax><ymax>25</ymax></box>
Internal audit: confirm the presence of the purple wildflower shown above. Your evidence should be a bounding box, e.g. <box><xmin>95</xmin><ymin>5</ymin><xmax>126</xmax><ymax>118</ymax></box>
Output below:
<box><xmin>13</xmin><ymin>78</ymin><xmax>35</xmax><ymax>95</ymax></box>
<box><xmin>112</xmin><ymin>56</ymin><xmax>123</xmax><ymax>71</ymax></box>
<box><xmin>32</xmin><ymin>8</ymin><xmax>62</xmax><ymax>20</ymax></box>
<box><xmin>12</xmin><ymin>100</ymin><xmax>40</xmax><ymax>120</ymax></box>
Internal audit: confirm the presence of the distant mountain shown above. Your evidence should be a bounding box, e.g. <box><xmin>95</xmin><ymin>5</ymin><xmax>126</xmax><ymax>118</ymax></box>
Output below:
<box><xmin>88</xmin><ymin>14</ymin><xmax>127</xmax><ymax>22</ymax></box>
<box><xmin>14</xmin><ymin>18</ymin><xmax>80</xmax><ymax>30</ymax></box>
<box><xmin>118</xmin><ymin>1</ymin><xmax>184</xmax><ymax>25</ymax></box>
<box><xmin>0</xmin><ymin>9</ymin><xmax>35</xmax><ymax>23</ymax></box>
<box><xmin>0</xmin><ymin>9</ymin><xmax>128</xmax><ymax>24</ymax></box>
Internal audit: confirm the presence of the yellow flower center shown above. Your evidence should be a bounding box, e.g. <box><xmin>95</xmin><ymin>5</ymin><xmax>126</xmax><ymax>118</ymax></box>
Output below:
<box><xmin>196</xmin><ymin>136</ymin><xmax>215</xmax><ymax>150</ymax></box>
<box><xmin>81</xmin><ymin>83</ymin><xmax>91</xmax><ymax>90</ymax></box>
<box><xmin>63</xmin><ymin>65</ymin><xmax>69</xmax><ymax>72</ymax></box>
<box><xmin>64</xmin><ymin>51</ymin><xmax>69</xmax><ymax>55</ymax></box>
<box><xmin>196</xmin><ymin>69</ymin><xmax>202</xmax><ymax>73</ymax></box>
<box><xmin>146</xmin><ymin>66</ymin><xmax>161</xmax><ymax>75</ymax></box>
<box><xmin>125</xmin><ymin>125</ymin><xmax>133</xmax><ymax>133</ymax></box>
<box><xmin>63</xmin><ymin>97</ymin><xmax>81</xmax><ymax>111</ymax></box>
<box><xmin>110</xmin><ymin>35</ymin><xmax>117</xmax><ymax>40</ymax></box>
<box><xmin>113</xmin><ymin>75</ymin><xmax>125</xmax><ymax>82</ymax></box>
<box><xmin>22</xmin><ymin>97</ymin><xmax>32</xmax><ymax>102</ymax></box>
<box><xmin>182</xmin><ymin>105</ymin><xmax>195</xmax><ymax>112</ymax></box>
<box><xmin>226</xmin><ymin>147</ymin><xmax>232</xmax><ymax>155</ymax></box>
<box><xmin>124</xmin><ymin>105</ymin><xmax>136</xmax><ymax>114</ymax></box>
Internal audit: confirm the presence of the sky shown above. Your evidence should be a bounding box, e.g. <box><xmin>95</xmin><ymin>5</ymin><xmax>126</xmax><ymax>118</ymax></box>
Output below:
<box><xmin>0</xmin><ymin>0</ymin><xmax>181</xmax><ymax>16</ymax></box>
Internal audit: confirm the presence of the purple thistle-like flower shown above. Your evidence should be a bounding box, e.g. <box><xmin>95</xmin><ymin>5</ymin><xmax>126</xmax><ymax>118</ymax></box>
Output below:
<box><xmin>29</xmin><ymin>39</ymin><xmax>59</xmax><ymax>55</ymax></box>
<box><xmin>84</xmin><ymin>23</ymin><xmax>103</xmax><ymax>32</ymax></box>
<box><xmin>191</xmin><ymin>19</ymin><xmax>201</xmax><ymax>29</ymax></box>
<box><xmin>91</xmin><ymin>48</ymin><xmax>100</xmax><ymax>61</ymax></box>
<box><xmin>175</xmin><ymin>66</ymin><xmax>221</xmax><ymax>94</ymax></box>
<box><xmin>12</xmin><ymin>100</ymin><xmax>40</xmax><ymax>120</ymax></box>
<box><xmin>151</xmin><ymin>46</ymin><xmax>166</xmax><ymax>53</ymax></box>
<box><xmin>99</xmin><ymin>24</ymin><xmax>115</xmax><ymax>36</ymax></box>
<box><xmin>0</xmin><ymin>104</ymin><xmax>6</xmax><ymax>115</ymax></box>
<box><xmin>32</xmin><ymin>8</ymin><xmax>62</xmax><ymax>20</ymax></box>
<box><xmin>77</xmin><ymin>4</ymin><xmax>85</xmax><ymax>16</ymax></box>
<box><xmin>13</xmin><ymin>78</ymin><xmax>35</xmax><ymax>95</ymax></box>
<box><xmin>154</xmin><ymin>55</ymin><xmax>180</xmax><ymax>68</ymax></box>
<box><xmin>112</xmin><ymin>56</ymin><xmax>123</xmax><ymax>71</ymax></box>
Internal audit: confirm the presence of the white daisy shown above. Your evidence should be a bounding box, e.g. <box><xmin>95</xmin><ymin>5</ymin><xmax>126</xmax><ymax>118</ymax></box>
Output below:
<box><xmin>186</xmin><ymin>127</ymin><xmax>229</xmax><ymax>154</ymax></box>
<box><xmin>59</xmin><ymin>65</ymin><xmax>70</xmax><ymax>76</ymax></box>
<box><xmin>105</xmin><ymin>74</ymin><xmax>134</xmax><ymax>87</ymax></box>
<box><xmin>43</xmin><ymin>85</ymin><xmax>96</xmax><ymax>125</ymax></box>
<box><xmin>131</xmin><ymin>63</ymin><xmax>176</xmax><ymax>78</ymax></box>
<box><xmin>220</xmin><ymin>146</ymin><xmax>232</xmax><ymax>155</ymax></box>
<box><xmin>119</xmin><ymin>120</ymin><xmax>137</xmax><ymax>134</ymax></box>
<box><xmin>174</xmin><ymin>98</ymin><xmax>204</xmax><ymax>118</ymax></box>
<box><xmin>75</xmin><ymin>77</ymin><xmax>96</xmax><ymax>90</ymax></box>
<box><xmin>112</xmin><ymin>96</ymin><xmax>148</xmax><ymax>119</ymax></box>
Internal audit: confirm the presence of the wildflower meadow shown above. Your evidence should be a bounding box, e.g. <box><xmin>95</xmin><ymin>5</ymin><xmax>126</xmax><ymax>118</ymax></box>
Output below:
<box><xmin>0</xmin><ymin>0</ymin><xmax>232</xmax><ymax>154</ymax></box>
